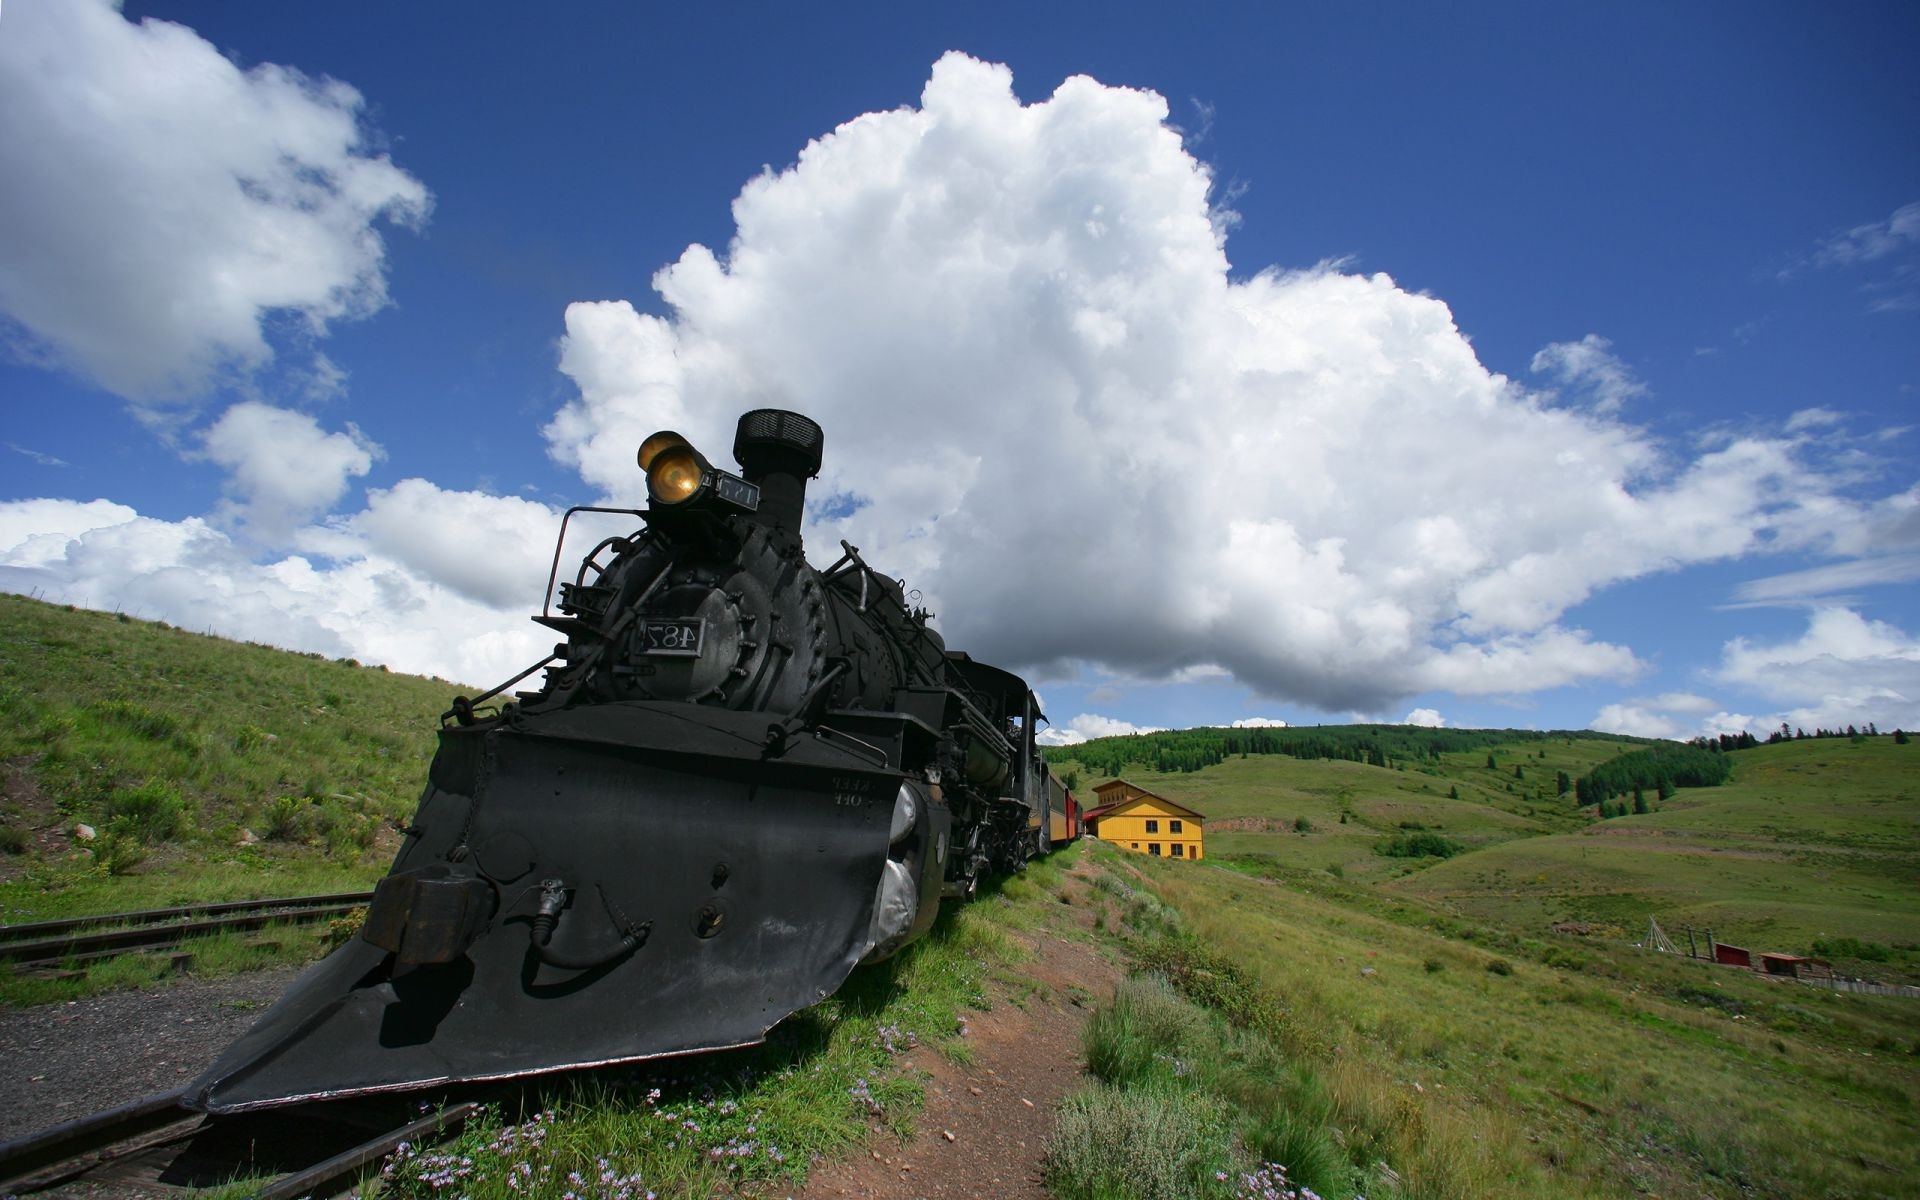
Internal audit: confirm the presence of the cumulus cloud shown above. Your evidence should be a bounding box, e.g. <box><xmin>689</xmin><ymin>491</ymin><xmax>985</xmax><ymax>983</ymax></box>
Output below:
<box><xmin>1589</xmin><ymin>703</ymin><xmax>1685</xmax><ymax>740</ymax></box>
<box><xmin>1227</xmin><ymin>717</ymin><xmax>1290</xmax><ymax>728</ymax></box>
<box><xmin>0</xmin><ymin>0</ymin><xmax>428</xmax><ymax>403</ymax></box>
<box><xmin>1529</xmin><ymin>334</ymin><xmax>1648</xmax><ymax>414</ymax></box>
<box><xmin>1402</xmin><ymin>708</ymin><xmax>1446</xmax><ymax>728</ymax></box>
<box><xmin>0</xmin><ymin>496</ymin><xmax>553</xmax><ymax>689</ymax></box>
<box><xmin>1714</xmin><ymin>607</ymin><xmax>1920</xmax><ymax>730</ymax></box>
<box><xmin>200</xmin><ymin>403</ymin><xmax>382</xmax><ymax>541</ymax></box>
<box><xmin>1035</xmin><ymin>713</ymin><xmax>1169</xmax><ymax>747</ymax></box>
<box><xmin>1591</xmin><ymin>609</ymin><xmax>1920</xmax><ymax>738</ymax></box>
<box><xmin>343</xmin><ymin>480</ymin><xmax>562</xmax><ymax>610</ymax></box>
<box><xmin>546</xmin><ymin>53</ymin><xmax>1899</xmax><ymax>714</ymax></box>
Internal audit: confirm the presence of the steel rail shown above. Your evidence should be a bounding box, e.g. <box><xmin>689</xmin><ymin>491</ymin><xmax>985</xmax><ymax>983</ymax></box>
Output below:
<box><xmin>0</xmin><ymin>1089</ymin><xmax>485</xmax><ymax>1198</ymax></box>
<box><xmin>1</xmin><ymin>901</ymin><xmax>372</xmax><ymax>967</ymax></box>
<box><xmin>0</xmin><ymin>1087</ymin><xmax>198</xmax><ymax>1191</ymax></box>
<box><xmin>253</xmin><ymin>1099</ymin><xmax>486</xmax><ymax>1200</ymax></box>
<box><xmin>0</xmin><ymin>891</ymin><xmax>374</xmax><ymax>943</ymax></box>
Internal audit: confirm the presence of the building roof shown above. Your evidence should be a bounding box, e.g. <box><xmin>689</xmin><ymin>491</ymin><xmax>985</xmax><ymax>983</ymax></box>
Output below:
<box><xmin>1082</xmin><ymin>792</ymin><xmax>1205</xmax><ymax>824</ymax></box>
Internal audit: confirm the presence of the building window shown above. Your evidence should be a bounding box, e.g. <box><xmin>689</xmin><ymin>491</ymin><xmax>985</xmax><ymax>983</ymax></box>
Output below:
<box><xmin>1172</xmin><ymin>843</ymin><xmax>1185</xmax><ymax>858</ymax></box>
<box><xmin>1131</xmin><ymin>842</ymin><xmax>1139</xmax><ymax>849</ymax></box>
<box><xmin>1170</xmin><ymin>819</ymin><xmax>1183</xmax><ymax>833</ymax></box>
<box><xmin>1148</xmin><ymin>843</ymin><xmax>1161</xmax><ymax>856</ymax></box>
<box><xmin>1145</xmin><ymin>819</ymin><xmax>1159</xmax><ymax>833</ymax></box>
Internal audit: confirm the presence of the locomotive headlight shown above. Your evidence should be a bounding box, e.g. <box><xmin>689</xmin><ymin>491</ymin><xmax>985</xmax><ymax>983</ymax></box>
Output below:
<box><xmin>637</xmin><ymin>430</ymin><xmax>691</xmax><ymax>472</ymax></box>
<box><xmin>647</xmin><ymin>444</ymin><xmax>708</xmax><ymax>506</ymax></box>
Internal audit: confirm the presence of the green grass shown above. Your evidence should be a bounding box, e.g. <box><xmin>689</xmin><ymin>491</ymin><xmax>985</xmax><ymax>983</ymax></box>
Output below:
<box><xmin>1097</xmin><ymin>838</ymin><xmax>1920</xmax><ymax>1200</ymax></box>
<box><xmin>1387</xmin><ymin>738</ymin><xmax>1920</xmax><ymax>977</ymax></box>
<box><xmin>0</xmin><ymin>593</ymin><xmax>457</xmax><ymax>930</ymax></box>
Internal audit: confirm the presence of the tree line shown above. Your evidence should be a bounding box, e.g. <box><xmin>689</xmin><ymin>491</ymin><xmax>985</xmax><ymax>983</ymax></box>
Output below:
<box><xmin>1041</xmin><ymin>723</ymin><xmax>1641</xmax><ymax>777</ymax></box>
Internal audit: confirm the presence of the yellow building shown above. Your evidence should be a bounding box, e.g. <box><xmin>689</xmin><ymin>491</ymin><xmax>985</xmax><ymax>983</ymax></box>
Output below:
<box><xmin>1085</xmin><ymin>779</ymin><xmax>1204</xmax><ymax>861</ymax></box>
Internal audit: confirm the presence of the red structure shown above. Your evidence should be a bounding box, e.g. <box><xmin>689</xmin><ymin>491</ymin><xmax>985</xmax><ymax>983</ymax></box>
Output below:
<box><xmin>1713</xmin><ymin>942</ymin><xmax>1753</xmax><ymax>968</ymax></box>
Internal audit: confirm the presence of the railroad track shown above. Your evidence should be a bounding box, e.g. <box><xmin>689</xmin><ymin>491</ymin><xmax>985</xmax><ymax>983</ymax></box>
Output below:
<box><xmin>0</xmin><ymin>892</ymin><xmax>373</xmax><ymax>970</ymax></box>
<box><xmin>0</xmin><ymin>1086</ymin><xmax>487</xmax><ymax>1197</ymax></box>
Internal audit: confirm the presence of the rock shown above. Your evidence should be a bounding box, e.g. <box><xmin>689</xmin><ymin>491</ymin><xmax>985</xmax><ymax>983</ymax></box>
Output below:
<box><xmin>1360</xmin><ymin>966</ymin><xmax>1377</xmax><ymax>977</ymax></box>
<box><xmin>237</xmin><ymin>829</ymin><xmax>258</xmax><ymax>845</ymax></box>
<box><xmin>942</xmin><ymin>1130</ymin><xmax>955</xmax><ymax>1142</ymax></box>
<box><xmin>73</xmin><ymin>823</ymin><xmax>95</xmax><ymax>842</ymax></box>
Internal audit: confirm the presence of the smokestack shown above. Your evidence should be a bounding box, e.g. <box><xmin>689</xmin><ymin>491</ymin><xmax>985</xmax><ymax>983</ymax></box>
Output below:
<box><xmin>732</xmin><ymin>409</ymin><xmax>823</xmax><ymax>539</ymax></box>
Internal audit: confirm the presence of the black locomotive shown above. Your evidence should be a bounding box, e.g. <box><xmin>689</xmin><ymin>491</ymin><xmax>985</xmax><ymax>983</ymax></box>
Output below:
<box><xmin>185</xmin><ymin>409</ymin><xmax>1080</xmax><ymax>1112</ymax></box>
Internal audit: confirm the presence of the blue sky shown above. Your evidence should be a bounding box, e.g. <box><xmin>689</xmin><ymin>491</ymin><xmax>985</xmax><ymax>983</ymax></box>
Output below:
<box><xmin>2</xmin><ymin>0</ymin><xmax>1916</xmax><ymax>742</ymax></box>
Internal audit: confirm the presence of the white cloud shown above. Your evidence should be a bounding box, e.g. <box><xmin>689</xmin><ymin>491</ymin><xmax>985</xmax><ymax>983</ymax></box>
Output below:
<box><xmin>0</xmin><ymin>497</ymin><xmax>550</xmax><ymax>690</ymax></box>
<box><xmin>1808</xmin><ymin>201</ymin><xmax>1920</xmax><ymax>269</ymax></box>
<box><xmin>0</xmin><ymin>0</ymin><xmax>428</xmax><ymax>403</ymax></box>
<box><xmin>1644</xmin><ymin>692</ymin><xmax>1718</xmax><ymax>715</ymax></box>
<box><xmin>1714</xmin><ymin>608</ymin><xmax>1920</xmax><ymax>731</ymax></box>
<box><xmin>1593</xmin><ymin>609</ymin><xmax>1920</xmax><ymax>738</ymax></box>
<box><xmin>1402</xmin><ymin>708</ymin><xmax>1446</xmax><ymax>728</ymax></box>
<box><xmin>1228</xmin><ymin>716</ymin><xmax>1290</xmax><ymax>728</ymax></box>
<box><xmin>200</xmin><ymin>403</ymin><xmax>381</xmax><ymax>541</ymax></box>
<box><xmin>343</xmin><ymin>480</ymin><xmax>562</xmax><ymax>610</ymax></box>
<box><xmin>1035</xmin><ymin>712</ymin><xmax>1169</xmax><ymax>747</ymax></box>
<box><xmin>546</xmin><ymin>54</ymin><xmax>1895</xmax><ymax>714</ymax></box>
<box><xmin>1589</xmin><ymin>703</ymin><xmax>1685</xmax><ymax>740</ymax></box>
<box><xmin>1784</xmin><ymin>407</ymin><xmax>1845</xmax><ymax>433</ymax></box>
<box><xmin>1529</xmin><ymin>334</ymin><xmax>1648</xmax><ymax>414</ymax></box>
<box><xmin>1732</xmin><ymin>554</ymin><xmax>1920</xmax><ymax>605</ymax></box>
<box><xmin>7</xmin><ymin>444</ymin><xmax>69</xmax><ymax>468</ymax></box>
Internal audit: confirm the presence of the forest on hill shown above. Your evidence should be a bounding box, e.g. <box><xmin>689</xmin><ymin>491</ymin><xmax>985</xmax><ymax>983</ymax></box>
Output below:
<box><xmin>1042</xmin><ymin>722</ymin><xmax>1649</xmax><ymax>777</ymax></box>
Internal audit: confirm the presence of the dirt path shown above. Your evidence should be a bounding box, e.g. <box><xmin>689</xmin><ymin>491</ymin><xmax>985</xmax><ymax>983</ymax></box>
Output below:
<box><xmin>787</xmin><ymin>920</ymin><xmax>1121</xmax><ymax>1200</ymax></box>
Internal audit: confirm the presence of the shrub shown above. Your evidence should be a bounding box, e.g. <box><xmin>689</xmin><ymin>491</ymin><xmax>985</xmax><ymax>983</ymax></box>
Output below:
<box><xmin>1485</xmin><ymin>958</ymin><xmax>1515</xmax><ymax>976</ymax></box>
<box><xmin>1293</xmin><ymin>816</ymin><xmax>1313</xmax><ymax>833</ymax></box>
<box><xmin>1043</xmin><ymin>1082</ymin><xmax>1235</xmax><ymax>1200</ymax></box>
<box><xmin>1086</xmin><ymin>975</ymin><xmax>1204</xmax><ymax>1087</ymax></box>
<box><xmin>1242</xmin><ymin>1106</ymin><xmax>1347</xmax><ymax>1199</ymax></box>
<box><xmin>88</xmin><ymin>829</ymin><xmax>146</xmax><ymax>875</ymax></box>
<box><xmin>1375</xmin><ymin>831</ymin><xmax>1464</xmax><ymax>859</ymax></box>
<box><xmin>262</xmin><ymin>796</ymin><xmax>314</xmax><ymax>842</ymax></box>
<box><xmin>0</xmin><ymin>825</ymin><xmax>27</xmax><ymax>854</ymax></box>
<box><xmin>100</xmin><ymin>779</ymin><xmax>187</xmax><ymax>843</ymax></box>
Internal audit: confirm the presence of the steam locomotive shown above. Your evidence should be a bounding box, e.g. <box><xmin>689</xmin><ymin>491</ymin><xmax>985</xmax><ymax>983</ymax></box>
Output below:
<box><xmin>184</xmin><ymin>410</ymin><xmax>1081</xmax><ymax>1113</ymax></box>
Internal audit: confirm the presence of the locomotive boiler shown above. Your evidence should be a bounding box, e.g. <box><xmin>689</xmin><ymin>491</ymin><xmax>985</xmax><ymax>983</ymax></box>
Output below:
<box><xmin>184</xmin><ymin>409</ymin><xmax>1074</xmax><ymax>1112</ymax></box>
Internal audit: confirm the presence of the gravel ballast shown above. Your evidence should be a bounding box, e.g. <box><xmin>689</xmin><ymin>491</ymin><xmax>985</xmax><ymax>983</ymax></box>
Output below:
<box><xmin>0</xmin><ymin>968</ymin><xmax>302</xmax><ymax>1144</ymax></box>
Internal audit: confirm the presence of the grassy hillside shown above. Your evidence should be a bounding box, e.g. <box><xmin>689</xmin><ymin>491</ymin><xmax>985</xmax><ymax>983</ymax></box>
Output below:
<box><xmin>1051</xmin><ymin>728</ymin><xmax>1919</xmax><ymax>981</ymax></box>
<box><xmin>1081</xmin><ymin>843</ymin><xmax>1919</xmax><ymax>1199</ymax></box>
<box><xmin>1050</xmin><ymin>731</ymin><xmax>1642</xmax><ymax>885</ymax></box>
<box><xmin>1389</xmin><ymin>737</ymin><xmax>1920</xmax><ymax>981</ymax></box>
<box><xmin>2</xmin><ymin>594</ymin><xmax>1917</xmax><ymax>1196</ymax></box>
<box><xmin>0</xmin><ymin>592</ymin><xmax>454</xmax><ymax>920</ymax></box>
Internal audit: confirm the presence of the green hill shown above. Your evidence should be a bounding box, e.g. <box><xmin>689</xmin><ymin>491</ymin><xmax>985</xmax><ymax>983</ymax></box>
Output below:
<box><xmin>1049</xmin><ymin>728</ymin><xmax>1648</xmax><ymax>883</ymax></box>
<box><xmin>4</xmin><ymin>593</ymin><xmax>1918</xmax><ymax>1197</ymax></box>
<box><xmin>1388</xmin><ymin>737</ymin><xmax>1920</xmax><ymax>981</ymax></box>
<box><xmin>0</xmin><ymin>592</ymin><xmax>452</xmax><ymax>919</ymax></box>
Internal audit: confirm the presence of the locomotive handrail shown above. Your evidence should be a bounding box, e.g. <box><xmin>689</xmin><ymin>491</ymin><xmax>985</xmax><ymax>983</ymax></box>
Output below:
<box><xmin>542</xmin><ymin>506</ymin><xmax>645</xmax><ymax>618</ymax></box>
